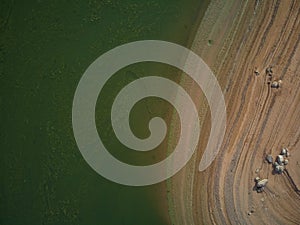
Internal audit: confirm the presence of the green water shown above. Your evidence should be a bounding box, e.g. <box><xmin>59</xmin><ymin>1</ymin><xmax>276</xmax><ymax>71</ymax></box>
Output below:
<box><xmin>0</xmin><ymin>1</ymin><xmax>209</xmax><ymax>224</ymax></box>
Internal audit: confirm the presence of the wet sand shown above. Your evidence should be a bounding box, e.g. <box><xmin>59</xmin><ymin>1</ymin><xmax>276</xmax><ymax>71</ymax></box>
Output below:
<box><xmin>168</xmin><ymin>0</ymin><xmax>300</xmax><ymax>224</ymax></box>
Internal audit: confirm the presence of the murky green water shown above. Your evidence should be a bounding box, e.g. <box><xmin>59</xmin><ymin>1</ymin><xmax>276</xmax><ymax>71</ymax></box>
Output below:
<box><xmin>0</xmin><ymin>1</ymin><xmax>209</xmax><ymax>224</ymax></box>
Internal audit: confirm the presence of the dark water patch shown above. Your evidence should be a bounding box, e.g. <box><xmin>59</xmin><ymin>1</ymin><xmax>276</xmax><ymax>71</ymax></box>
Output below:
<box><xmin>0</xmin><ymin>0</ymin><xmax>210</xmax><ymax>224</ymax></box>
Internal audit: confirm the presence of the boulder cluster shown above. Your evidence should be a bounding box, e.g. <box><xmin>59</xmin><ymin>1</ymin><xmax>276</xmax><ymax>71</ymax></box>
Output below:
<box><xmin>266</xmin><ymin>148</ymin><xmax>290</xmax><ymax>174</ymax></box>
<box><xmin>264</xmin><ymin>66</ymin><xmax>283</xmax><ymax>89</ymax></box>
<box><xmin>254</xmin><ymin>148</ymin><xmax>291</xmax><ymax>193</ymax></box>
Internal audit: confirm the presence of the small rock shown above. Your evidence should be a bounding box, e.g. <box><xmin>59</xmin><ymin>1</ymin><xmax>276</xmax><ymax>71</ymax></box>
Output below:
<box><xmin>266</xmin><ymin>155</ymin><xmax>273</xmax><ymax>164</ymax></box>
<box><xmin>281</xmin><ymin>148</ymin><xmax>287</xmax><ymax>156</ymax></box>
<box><xmin>277</xmin><ymin>155</ymin><xmax>284</xmax><ymax>164</ymax></box>
<box><xmin>257</xmin><ymin>187</ymin><xmax>265</xmax><ymax>193</ymax></box>
<box><xmin>271</xmin><ymin>80</ymin><xmax>282</xmax><ymax>89</ymax></box>
<box><xmin>266</xmin><ymin>66</ymin><xmax>273</xmax><ymax>74</ymax></box>
<box><xmin>255</xmin><ymin>168</ymin><xmax>260</xmax><ymax>173</ymax></box>
<box><xmin>275</xmin><ymin>165</ymin><xmax>284</xmax><ymax>173</ymax></box>
<box><xmin>257</xmin><ymin>179</ymin><xmax>268</xmax><ymax>188</ymax></box>
<box><xmin>284</xmin><ymin>159</ymin><xmax>289</xmax><ymax>165</ymax></box>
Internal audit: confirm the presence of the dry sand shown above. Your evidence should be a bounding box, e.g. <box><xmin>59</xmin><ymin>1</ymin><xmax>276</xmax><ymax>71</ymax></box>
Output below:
<box><xmin>168</xmin><ymin>0</ymin><xmax>300</xmax><ymax>224</ymax></box>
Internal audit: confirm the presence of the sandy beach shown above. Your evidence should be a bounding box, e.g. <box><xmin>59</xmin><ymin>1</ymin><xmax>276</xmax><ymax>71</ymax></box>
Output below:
<box><xmin>168</xmin><ymin>0</ymin><xmax>300</xmax><ymax>224</ymax></box>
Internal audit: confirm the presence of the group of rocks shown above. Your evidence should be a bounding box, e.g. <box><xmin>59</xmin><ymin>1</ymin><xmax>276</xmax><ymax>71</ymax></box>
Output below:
<box><xmin>254</xmin><ymin>66</ymin><xmax>282</xmax><ymax>88</ymax></box>
<box><xmin>266</xmin><ymin>66</ymin><xmax>283</xmax><ymax>88</ymax></box>
<box><xmin>266</xmin><ymin>147</ymin><xmax>290</xmax><ymax>174</ymax></box>
<box><xmin>254</xmin><ymin>148</ymin><xmax>290</xmax><ymax>193</ymax></box>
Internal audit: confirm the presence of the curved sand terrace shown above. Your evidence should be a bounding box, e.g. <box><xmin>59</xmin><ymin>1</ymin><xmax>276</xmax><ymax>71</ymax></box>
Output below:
<box><xmin>167</xmin><ymin>0</ymin><xmax>300</xmax><ymax>224</ymax></box>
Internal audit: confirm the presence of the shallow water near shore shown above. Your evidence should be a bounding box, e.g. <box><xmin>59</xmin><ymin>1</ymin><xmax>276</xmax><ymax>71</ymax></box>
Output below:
<box><xmin>0</xmin><ymin>1</ymin><xmax>209</xmax><ymax>224</ymax></box>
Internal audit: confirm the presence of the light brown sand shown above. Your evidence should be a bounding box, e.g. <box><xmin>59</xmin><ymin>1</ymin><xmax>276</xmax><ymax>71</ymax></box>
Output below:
<box><xmin>168</xmin><ymin>0</ymin><xmax>300</xmax><ymax>224</ymax></box>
